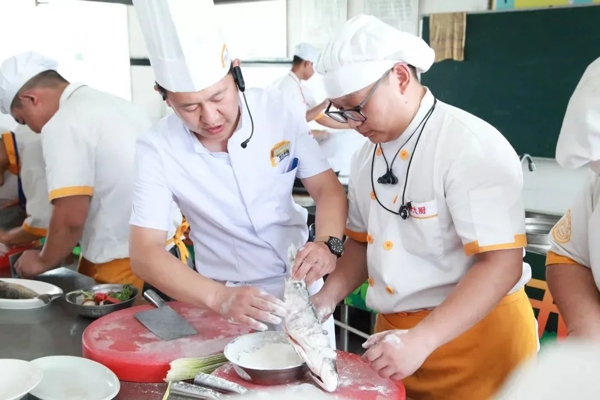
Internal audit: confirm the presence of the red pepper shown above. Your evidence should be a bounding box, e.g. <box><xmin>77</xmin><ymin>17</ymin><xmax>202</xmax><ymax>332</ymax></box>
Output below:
<box><xmin>104</xmin><ymin>296</ymin><xmax>121</xmax><ymax>304</ymax></box>
<box><xmin>94</xmin><ymin>293</ymin><xmax>108</xmax><ymax>303</ymax></box>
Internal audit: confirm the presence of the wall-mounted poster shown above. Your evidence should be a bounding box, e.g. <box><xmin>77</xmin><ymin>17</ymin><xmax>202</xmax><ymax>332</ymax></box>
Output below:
<box><xmin>494</xmin><ymin>0</ymin><xmax>600</xmax><ymax>10</ymax></box>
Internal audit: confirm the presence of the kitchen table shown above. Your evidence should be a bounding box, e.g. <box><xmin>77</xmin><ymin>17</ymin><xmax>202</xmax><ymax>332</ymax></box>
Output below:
<box><xmin>0</xmin><ymin>266</ymin><xmax>172</xmax><ymax>399</ymax></box>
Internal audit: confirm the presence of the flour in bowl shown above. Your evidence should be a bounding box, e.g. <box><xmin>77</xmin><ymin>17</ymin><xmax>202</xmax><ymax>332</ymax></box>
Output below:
<box><xmin>238</xmin><ymin>343</ymin><xmax>303</xmax><ymax>369</ymax></box>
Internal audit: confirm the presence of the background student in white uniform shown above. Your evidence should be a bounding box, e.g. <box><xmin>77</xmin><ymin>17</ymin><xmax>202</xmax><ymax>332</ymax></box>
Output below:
<box><xmin>129</xmin><ymin>0</ymin><xmax>347</xmax><ymax>342</ymax></box>
<box><xmin>0</xmin><ymin>124</ymin><xmax>50</xmax><ymax>246</ymax></box>
<box><xmin>310</xmin><ymin>15</ymin><xmax>538</xmax><ymax>399</ymax></box>
<box><xmin>545</xmin><ymin>56</ymin><xmax>600</xmax><ymax>340</ymax></box>
<box><xmin>0</xmin><ymin>51</ymin><xmax>169</xmax><ymax>291</ymax></box>
<box><xmin>270</xmin><ymin>43</ymin><xmax>349</xmax><ymax>133</ymax></box>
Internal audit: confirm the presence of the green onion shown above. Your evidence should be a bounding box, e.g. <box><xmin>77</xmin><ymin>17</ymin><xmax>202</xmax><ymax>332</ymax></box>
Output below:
<box><xmin>164</xmin><ymin>353</ymin><xmax>228</xmax><ymax>382</ymax></box>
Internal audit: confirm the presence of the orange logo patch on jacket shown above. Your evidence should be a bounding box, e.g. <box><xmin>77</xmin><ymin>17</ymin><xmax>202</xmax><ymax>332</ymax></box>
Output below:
<box><xmin>270</xmin><ymin>140</ymin><xmax>291</xmax><ymax>167</ymax></box>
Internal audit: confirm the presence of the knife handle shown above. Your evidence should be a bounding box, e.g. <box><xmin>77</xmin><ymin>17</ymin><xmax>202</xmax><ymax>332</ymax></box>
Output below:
<box><xmin>144</xmin><ymin>289</ymin><xmax>166</xmax><ymax>308</ymax></box>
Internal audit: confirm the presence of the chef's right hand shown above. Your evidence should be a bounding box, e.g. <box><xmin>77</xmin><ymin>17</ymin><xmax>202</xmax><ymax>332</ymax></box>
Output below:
<box><xmin>215</xmin><ymin>286</ymin><xmax>287</xmax><ymax>331</ymax></box>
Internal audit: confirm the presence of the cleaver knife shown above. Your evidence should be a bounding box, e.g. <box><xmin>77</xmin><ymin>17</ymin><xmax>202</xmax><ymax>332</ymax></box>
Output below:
<box><xmin>134</xmin><ymin>289</ymin><xmax>198</xmax><ymax>341</ymax></box>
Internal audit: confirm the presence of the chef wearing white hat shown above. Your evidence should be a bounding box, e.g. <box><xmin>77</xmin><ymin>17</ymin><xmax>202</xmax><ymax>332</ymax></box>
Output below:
<box><xmin>0</xmin><ymin>51</ymin><xmax>186</xmax><ymax>291</ymax></box>
<box><xmin>0</xmin><ymin>124</ymin><xmax>50</xmax><ymax>246</ymax></box>
<box><xmin>270</xmin><ymin>43</ymin><xmax>348</xmax><ymax>132</ymax></box>
<box><xmin>129</xmin><ymin>0</ymin><xmax>347</xmax><ymax>342</ymax></box>
<box><xmin>545</xmin><ymin>57</ymin><xmax>600</xmax><ymax>340</ymax></box>
<box><xmin>310</xmin><ymin>15</ymin><xmax>538</xmax><ymax>399</ymax></box>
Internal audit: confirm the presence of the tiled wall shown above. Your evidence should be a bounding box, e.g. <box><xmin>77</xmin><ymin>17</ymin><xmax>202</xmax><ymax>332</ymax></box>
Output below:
<box><xmin>522</xmin><ymin>157</ymin><xmax>588</xmax><ymax>215</ymax></box>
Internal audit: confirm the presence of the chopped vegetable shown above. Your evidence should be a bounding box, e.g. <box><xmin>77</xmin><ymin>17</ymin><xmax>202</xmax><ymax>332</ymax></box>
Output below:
<box><xmin>76</xmin><ymin>284</ymin><xmax>135</xmax><ymax>306</ymax></box>
<box><xmin>164</xmin><ymin>353</ymin><xmax>228</xmax><ymax>382</ymax></box>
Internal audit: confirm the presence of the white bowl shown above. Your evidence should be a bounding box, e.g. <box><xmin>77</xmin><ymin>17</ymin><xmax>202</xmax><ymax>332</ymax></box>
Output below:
<box><xmin>30</xmin><ymin>356</ymin><xmax>120</xmax><ymax>400</ymax></box>
<box><xmin>0</xmin><ymin>278</ymin><xmax>63</xmax><ymax>310</ymax></box>
<box><xmin>0</xmin><ymin>359</ymin><xmax>43</xmax><ymax>400</ymax></box>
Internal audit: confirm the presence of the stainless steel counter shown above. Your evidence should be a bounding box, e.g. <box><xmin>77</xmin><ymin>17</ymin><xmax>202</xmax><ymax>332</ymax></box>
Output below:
<box><xmin>0</xmin><ymin>267</ymin><xmax>168</xmax><ymax>400</ymax></box>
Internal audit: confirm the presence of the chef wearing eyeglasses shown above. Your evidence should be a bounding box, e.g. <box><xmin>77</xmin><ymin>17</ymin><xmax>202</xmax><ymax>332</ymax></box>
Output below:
<box><xmin>310</xmin><ymin>15</ymin><xmax>538</xmax><ymax>400</ymax></box>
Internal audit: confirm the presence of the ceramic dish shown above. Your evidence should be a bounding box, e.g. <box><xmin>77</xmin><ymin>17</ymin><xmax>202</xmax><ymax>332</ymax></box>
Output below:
<box><xmin>0</xmin><ymin>358</ymin><xmax>43</xmax><ymax>400</ymax></box>
<box><xmin>30</xmin><ymin>355</ymin><xmax>120</xmax><ymax>400</ymax></box>
<box><xmin>0</xmin><ymin>278</ymin><xmax>63</xmax><ymax>310</ymax></box>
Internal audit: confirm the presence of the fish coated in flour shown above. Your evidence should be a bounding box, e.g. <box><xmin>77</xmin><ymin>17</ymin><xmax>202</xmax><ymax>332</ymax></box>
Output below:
<box><xmin>0</xmin><ymin>280</ymin><xmax>38</xmax><ymax>300</ymax></box>
<box><xmin>283</xmin><ymin>243</ymin><xmax>338</xmax><ymax>392</ymax></box>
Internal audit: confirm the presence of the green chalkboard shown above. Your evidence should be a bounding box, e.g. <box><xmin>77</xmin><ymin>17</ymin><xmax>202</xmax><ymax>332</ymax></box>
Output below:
<box><xmin>422</xmin><ymin>6</ymin><xmax>600</xmax><ymax>158</ymax></box>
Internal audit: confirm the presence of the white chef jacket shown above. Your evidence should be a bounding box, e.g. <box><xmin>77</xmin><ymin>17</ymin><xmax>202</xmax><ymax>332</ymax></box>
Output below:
<box><xmin>270</xmin><ymin>72</ymin><xmax>318</xmax><ymax>119</ymax></box>
<box><xmin>130</xmin><ymin>88</ymin><xmax>336</xmax><ymax>346</ymax></box>
<box><xmin>1</xmin><ymin>125</ymin><xmax>50</xmax><ymax>235</ymax></box>
<box><xmin>546</xmin><ymin>169</ymin><xmax>600</xmax><ymax>280</ymax></box>
<box><xmin>130</xmin><ymin>87</ymin><xmax>330</xmax><ymax>282</ymax></box>
<box><xmin>41</xmin><ymin>82</ymin><xmax>153</xmax><ymax>264</ymax></box>
<box><xmin>346</xmin><ymin>89</ymin><xmax>531</xmax><ymax>314</ymax></box>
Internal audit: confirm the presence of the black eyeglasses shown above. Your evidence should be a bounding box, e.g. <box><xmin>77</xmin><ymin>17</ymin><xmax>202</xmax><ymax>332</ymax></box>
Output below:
<box><xmin>324</xmin><ymin>69</ymin><xmax>391</xmax><ymax>123</ymax></box>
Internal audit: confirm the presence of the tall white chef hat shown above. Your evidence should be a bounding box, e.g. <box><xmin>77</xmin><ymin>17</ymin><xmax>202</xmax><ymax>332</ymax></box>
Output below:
<box><xmin>0</xmin><ymin>51</ymin><xmax>59</xmax><ymax>114</ymax></box>
<box><xmin>555</xmin><ymin>57</ymin><xmax>600</xmax><ymax>174</ymax></box>
<box><xmin>315</xmin><ymin>15</ymin><xmax>435</xmax><ymax>99</ymax></box>
<box><xmin>294</xmin><ymin>43</ymin><xmax>320</xmax><ymax>64</ymax></box>
<box><xmin>132</xmin><ymin>0</ymin><xmax>231</xmax><ymax>93</ymax></box>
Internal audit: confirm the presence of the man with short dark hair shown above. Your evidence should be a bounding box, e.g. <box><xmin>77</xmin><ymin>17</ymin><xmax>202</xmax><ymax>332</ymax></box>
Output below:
<box><xmin>129</xmin><ymin>0</ymin><xmax>347</xmax><ymax>342</ymax></box>
<box><xmin>270</xmin><ymin>43</ymin><xmax>348</xmax><ymax>132</ymax></box>
<box><xmin>0</xmin><ymin>51</ymin><xmax>183</xmax><ymax>291</ymax></box>
<box><xmin>311</xmin><ymin>15</ymin><xmax>538</xmax><ymax>399</ymax></box>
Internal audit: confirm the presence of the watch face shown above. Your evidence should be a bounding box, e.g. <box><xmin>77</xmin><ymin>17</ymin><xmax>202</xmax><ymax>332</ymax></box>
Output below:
<box><xmin>327</xmin><ymin>237</ymin><xmax>344</xmax><ymax>257</ymax></box>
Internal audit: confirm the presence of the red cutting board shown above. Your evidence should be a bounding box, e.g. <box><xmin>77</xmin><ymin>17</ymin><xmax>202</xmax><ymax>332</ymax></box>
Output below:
<box><xmin>213</xmin><ymin>350</ymin><xmax>406</xmax><ymax>400</ymax></box>
<box><xmin>82</xmin><ymin>301</ymin><xmax>252</xmax><ymax>383</ymax></box>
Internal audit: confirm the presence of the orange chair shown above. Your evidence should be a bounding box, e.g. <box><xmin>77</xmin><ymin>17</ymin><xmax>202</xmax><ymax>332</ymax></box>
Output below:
<box><xmin>526</xmin><ymin>278</ymin><xmax>567</xmax><ymax>340</ymax></box>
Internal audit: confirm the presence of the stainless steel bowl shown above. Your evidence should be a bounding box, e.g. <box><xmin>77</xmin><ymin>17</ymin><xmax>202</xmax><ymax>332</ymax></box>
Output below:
<box><xmin>65</xmin><ymin>283</ymin><xmax>139</xmax><ymax>319</ymax></box>
<box><xmin>224</xmin><ymin>331</ymin><xmax>307</xmax><ymax>386</ymax></box>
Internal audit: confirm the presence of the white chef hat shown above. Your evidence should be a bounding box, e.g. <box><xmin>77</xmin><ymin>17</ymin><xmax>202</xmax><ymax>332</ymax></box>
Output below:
<box><xmin>315</xmin><ymin>15</ymin><xmax>435</xmax><ymax>99</ymax></box>
<box><xmin>0</xmin><ymin>51</ymin><xmax>59</xmax><ymax>115</ymax></box>
<box><xmin>294</xmin><ymin>43</ymin><xmax>320</xmax><ymax>64</ymax></box>
<box><xmin>555</xmin><ymin>57</ymin><xmax>600</xmax><ymax>174</ymax></box>
<box><xmin>132</xmin><ymin>0</ymin><xmax>231</xmax><ymax>93</ymax></box>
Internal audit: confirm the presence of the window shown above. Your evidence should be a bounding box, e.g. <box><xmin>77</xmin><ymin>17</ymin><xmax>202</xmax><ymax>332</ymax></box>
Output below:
<box><xmin>215</xmin><ymin>0</ymin><xmax>288</xmax><ymax>61</ymax></box>
<box><xmin>0</xmin><ymin>0</ymin><xmax>131</xmax><ymax>101</ymax></box>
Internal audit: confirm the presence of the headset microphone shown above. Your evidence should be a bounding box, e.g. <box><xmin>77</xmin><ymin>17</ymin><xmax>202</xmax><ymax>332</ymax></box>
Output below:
<box><xmin>233</xmin><ymin>65</ymin><xmax>254</xmax><ymax>149</ymax></box>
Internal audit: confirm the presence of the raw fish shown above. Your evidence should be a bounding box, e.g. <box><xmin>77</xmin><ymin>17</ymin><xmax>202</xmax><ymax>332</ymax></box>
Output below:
<box><xmin>283</xmin><ymin>244</ymin><xmax>338</xmax><ymax>392</ymax></box>
<box><xmin>0</xmin><ymin>280</ymin><xmax>38</xmax><ymax>300</ymax></box>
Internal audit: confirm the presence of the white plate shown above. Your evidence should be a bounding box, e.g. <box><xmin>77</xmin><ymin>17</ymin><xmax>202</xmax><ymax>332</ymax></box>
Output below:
<box><xmin>0</xmin><ymin>359</ymin><xmax>43</xmax><ymax>400</ymax></box>
<box><xmin>30</xmin><ymin>356</ymin><xmax>120</xmax><ymax>400</ymax></box>
<box><xmin>0</xmin><ymin>278</ymin><xmax>63</xmax><ymax>310</ymax></box>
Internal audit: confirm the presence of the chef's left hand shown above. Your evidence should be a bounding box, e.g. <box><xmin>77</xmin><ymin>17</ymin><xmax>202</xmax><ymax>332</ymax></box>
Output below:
<box><xmin>292</xmin><ymin>242</ymin><xmax>336</xmax><ymax>286</ymax></box>
<box><xmin>15</xmin><ymin>250</ymin><xmax>51</xmax><ymax>279</ymax></box>
<box><xmin>362</xmin><ymin>329</ymin><xmax>435</xmax><ymax>381</ymax></box>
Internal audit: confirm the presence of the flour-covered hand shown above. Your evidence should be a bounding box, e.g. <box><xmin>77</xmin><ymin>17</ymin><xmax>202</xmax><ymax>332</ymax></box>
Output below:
<box><xmin>362</xmin><ymin>329</ymin><xmax>434</xmax><ymax>381</ymax></box>
<box><xmin>215</xmin><ymin>285</ymin><xmax>287</xmax><ymax>332</ymax></box>
<box><xmin>310</xmin><ymin>292</ymin><xmax>337</xmax><ymax>322</ymax></box>
<box><xmin>292</xmin><ymin>242</ymin><xmax>337</xmax><ymax>286</ymax></box>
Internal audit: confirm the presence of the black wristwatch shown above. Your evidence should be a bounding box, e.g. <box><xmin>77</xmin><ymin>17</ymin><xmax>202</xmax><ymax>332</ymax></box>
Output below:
<box><xmin>314</xmin><ymin>236</ymin><xmax>344</xmax><ymax>258</ymax></box>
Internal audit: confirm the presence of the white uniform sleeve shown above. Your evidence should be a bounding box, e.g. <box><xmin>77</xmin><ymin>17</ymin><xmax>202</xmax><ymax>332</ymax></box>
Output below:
<box><xmin>546</xmin><ymin>170</ymin><xmax>595</xmax><ymax>268</ymax></box>
<box><xmin>445</xmin><ymin>136</ymin><xmax>526</xmax><ymax>256</ymax></box>
<box><xmin>344</xmin><ymin>151</ymin><xmax>368</xmax><ymax>242</ymax></box>
<box><xmin>20</xmin><ymin>138</ymin><xmax>50</xmax><ymax>236</ymax></box>
<box><xmin>129</xmin><ymin>134</ymin><xmax>174</xmax><ymax>232</ymax></box>
<box><xmin>302</xmin><ymin>85</ymin><xmax>318</xmax><ymax>109</ymax></box>
<box><xmin>293</xmin><ymin>116</ymin><xmax>331</xmax><ymax>179</ymax></box>
<box><xmin>42</xmin><ymin>118</ymin><xmax>94</xmax><ymax>201</ymax></box>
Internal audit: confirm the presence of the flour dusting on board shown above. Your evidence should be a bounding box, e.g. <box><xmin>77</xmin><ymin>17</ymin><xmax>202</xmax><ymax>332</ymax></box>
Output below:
<box><xmin>336</xmin><ymin>355</ymin><xmax>393</xmax><ymax>397</ymax></box>
<box><xmin>230</xmin><ymin>383</ymin><xmax>345</xmax><ymax>399</ymax></box>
